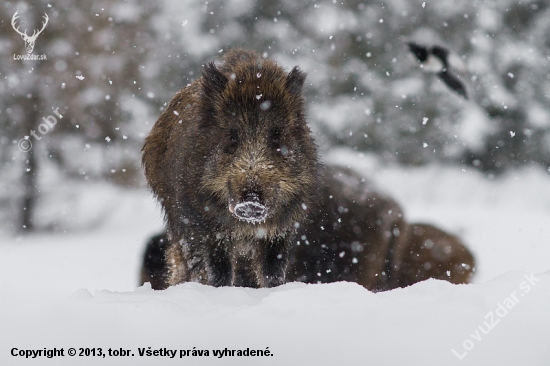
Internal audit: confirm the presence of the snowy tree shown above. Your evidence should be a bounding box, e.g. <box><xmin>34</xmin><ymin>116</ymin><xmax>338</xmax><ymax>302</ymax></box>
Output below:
<box><xmin>0</xmin><ymin>0</ymin><xmax>159</xmax><ymax>231</ymax></box>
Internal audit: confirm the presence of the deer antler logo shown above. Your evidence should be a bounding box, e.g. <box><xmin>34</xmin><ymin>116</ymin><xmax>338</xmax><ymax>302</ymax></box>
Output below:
<box><xmin>11</xmin><ymin>11</ymin><xmax>49</xmax><ymax>54</ymax></box>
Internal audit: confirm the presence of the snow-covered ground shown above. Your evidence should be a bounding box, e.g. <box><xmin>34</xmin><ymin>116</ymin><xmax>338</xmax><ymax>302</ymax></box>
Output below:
<box><xmin>1</xmin><ymin>149</ymin><xmax>549</xmax><ymax>365</ymax></box>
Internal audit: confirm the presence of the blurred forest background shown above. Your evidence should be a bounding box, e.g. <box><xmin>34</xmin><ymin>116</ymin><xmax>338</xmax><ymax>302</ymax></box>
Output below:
<box><xmin>1</xmin><ymin>0</ymin><xmax>549</xmax><ymax>233</ymax></box>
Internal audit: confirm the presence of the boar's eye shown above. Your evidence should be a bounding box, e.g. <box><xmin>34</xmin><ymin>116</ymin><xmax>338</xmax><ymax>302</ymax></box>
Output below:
<box><xmin>229</xmin><ymin>129</ymin><xmax>239</xmax><ymax>145</ymax></box>
<box><xmin>270</xmin><ymin>128</ymin><xmax>281</xmax><ymax>147</ymax></box>
<box><xmin>224</xmin><ymin>129</ymin><xmax>239</xmax><ymax>153</ymax></box>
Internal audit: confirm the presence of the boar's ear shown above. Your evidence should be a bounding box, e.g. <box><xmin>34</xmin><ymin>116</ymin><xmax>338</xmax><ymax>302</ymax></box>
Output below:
<box><xmin>285</xmin><ymin>66</ymin><xmax>306</xmax><ymax>95</ymax></box>
<box><xmin>202</xmin><ymin>61</ymin><xmax>228</xmax><ymax>97</ymax></box>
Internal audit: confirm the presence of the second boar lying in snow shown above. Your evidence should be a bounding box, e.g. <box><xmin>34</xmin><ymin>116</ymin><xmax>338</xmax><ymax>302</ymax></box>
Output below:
<box><xmin>286</xmin><ymin>166</ymin><xmax>475</xmax><ymax>290</ymax></box>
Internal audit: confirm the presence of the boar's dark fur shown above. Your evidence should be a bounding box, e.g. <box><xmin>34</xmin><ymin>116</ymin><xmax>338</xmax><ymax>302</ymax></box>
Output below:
<box><xmin>286</xmin><ymin>167</ymin><xmax>475</xmax><ymax>290</ymax></box>
<box><xmin>142</xmin><ymin>49</ymin><xmax>319</xmax><ymax>288</ymax></box>
<box><xmin>396</xmin><ymin>223</ymin><xmax>475</xmax><ymax>287</ymax></box>
<box><xmin>140</xmin><ymin>232</ymin><xmax>170</xmax><ymax>290</ymax></box>
<box><xmin>286</xmin><ymin>166</ymin><xmax>407</xmax><ymax>291</ymax></box>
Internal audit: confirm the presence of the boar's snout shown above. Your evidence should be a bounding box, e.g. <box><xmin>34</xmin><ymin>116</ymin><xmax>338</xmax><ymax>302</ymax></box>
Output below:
<box><xmin>232</xmin><ymin>192</ymin><xmax>268</xmax><ymax>223</ymax></box>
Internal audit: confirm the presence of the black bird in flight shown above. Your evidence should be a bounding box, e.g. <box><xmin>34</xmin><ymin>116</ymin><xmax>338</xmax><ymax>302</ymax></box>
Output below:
<box><xmin>407</xmin><ymin>42</ymin><xmax>468</xmax><ymax>99</ymax></box>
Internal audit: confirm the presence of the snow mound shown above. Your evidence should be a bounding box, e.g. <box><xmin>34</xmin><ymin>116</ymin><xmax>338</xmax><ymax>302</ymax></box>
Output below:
<box><xmin>2</xmin><ymin>273</ymin><xmax>549</xmax><ymax>365</ymax></box>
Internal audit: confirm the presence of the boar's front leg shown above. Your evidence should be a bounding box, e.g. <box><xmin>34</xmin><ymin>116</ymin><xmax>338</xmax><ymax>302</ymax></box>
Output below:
<box><xmin>260</xmin><ymin>236</ymin><xmax>290</xmax><ymax>288</ymax></box>
<box><xmin>234</xmin><ymin>256</ymin><xmax>259</xmax><ymax>288</ymax></box>
<box><xmin>207</xmin><ymin>241</ymin><xmax>232</xmax><ymax>287</ymax></box>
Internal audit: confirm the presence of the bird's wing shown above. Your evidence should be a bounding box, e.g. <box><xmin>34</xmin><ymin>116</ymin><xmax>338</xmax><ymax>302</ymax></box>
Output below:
<box><xmin>438</xmin><ymin>71</ymin><xmax>468</xmax><ymax>99</ymax></box>
<box><xmin>407</xmin><ymin>42</ymin><xmax>428</xmax><ymax>62</ymax></box>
